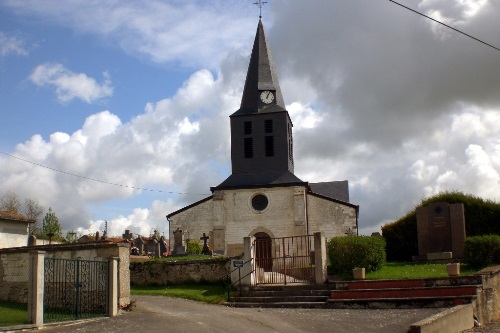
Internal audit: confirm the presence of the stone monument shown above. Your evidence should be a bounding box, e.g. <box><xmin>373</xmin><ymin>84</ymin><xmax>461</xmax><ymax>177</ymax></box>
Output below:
<box><xmin>173</xmin><ymin>228</ymin><xmax>186</xmax><ymax>255</ymax></box>
<box><xmin>416</xmin><ymin>202</ymin><xmax>466</xmax><ymax>260</ymax></box>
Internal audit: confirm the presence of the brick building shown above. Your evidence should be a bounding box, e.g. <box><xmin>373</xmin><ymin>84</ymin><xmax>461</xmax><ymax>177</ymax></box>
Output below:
<box><xmin>167</xmin><ymin>20</ymin><xmax>359</xmax><ymax>257</ymax></box>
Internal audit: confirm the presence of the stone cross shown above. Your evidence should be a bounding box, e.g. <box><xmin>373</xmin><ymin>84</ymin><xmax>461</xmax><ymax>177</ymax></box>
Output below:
<box><xmin>200</xmin><ymin>232</ymin><xmax>212</xmax><ymax>255</ymax></box>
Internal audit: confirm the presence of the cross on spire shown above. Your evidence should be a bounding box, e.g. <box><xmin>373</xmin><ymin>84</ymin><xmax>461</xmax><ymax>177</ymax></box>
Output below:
<box><xmin>253</xmin><ymin>0</ymin><xmax>267</xmax><ymax>18</ymax></box>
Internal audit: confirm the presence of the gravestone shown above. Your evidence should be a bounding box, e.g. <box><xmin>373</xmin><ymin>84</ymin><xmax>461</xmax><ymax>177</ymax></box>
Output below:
<box><xmin>416</xmin><ymin>202</ymin><xmax>466</xmax><ymax>259</ymax></box>
<box><xmin>173</xmin><ymin>228</ymin><xmax>186</xmax><ymax>255</ymax></box>
<box><xmin>200</xmin><ymin>232</ymin><xmax>213</xmax><ymax>255</ymax></box>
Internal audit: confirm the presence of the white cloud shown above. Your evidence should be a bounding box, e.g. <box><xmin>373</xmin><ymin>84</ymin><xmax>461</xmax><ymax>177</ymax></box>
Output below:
<box><xmin>0</xmin><ymin>32</ymin><xmax>28</xmax><ymax>56</ymax></box>
<box><xmin>29</xmin><ymin>63</ymin><xmax>113</xmax><ymax>103</ymax></box>
<box><xmin>1</xmin><ymin>0</ymin><xmax>256</xmax><ymax>68</ymax></box>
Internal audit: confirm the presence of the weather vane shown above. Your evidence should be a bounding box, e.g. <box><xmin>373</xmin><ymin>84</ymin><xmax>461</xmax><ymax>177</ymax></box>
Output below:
<box><xmin>253</xmin><ymin>0</ymin><xmax>267</xmax><ymax>18</ymax></box>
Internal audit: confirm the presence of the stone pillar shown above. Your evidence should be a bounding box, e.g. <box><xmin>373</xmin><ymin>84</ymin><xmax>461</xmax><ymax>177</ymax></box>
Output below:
<box><xmin>28</xmin><ymin>250</ymin><xmax>45</xmax><ymax>327</ymax></box>
<box><xmin>314</xmin><ymin>232</ymin><xmax>328</xmax><ymax>284</ymax></box>
<box><xmin>241</xmin><ymin>236</ymin><xmax>255</xmax><ymax>286</ymax></box>
<box><xmin>108</xmin><ymin>257</ymin><xmax>119</xmax><ymax>317</ymax></box>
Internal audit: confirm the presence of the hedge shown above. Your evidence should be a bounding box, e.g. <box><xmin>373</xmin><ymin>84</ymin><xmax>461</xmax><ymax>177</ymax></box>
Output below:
<box><xmin>463</xmin><ymin>235</ymin><xmax>500</xmax><ymax>269</ymax></box>
<box><xmin>382</xmin><ymin>191</ymin><xmax>500</xmax><ymax>261</ymax></box>
<box><xmin>328</xmin><ymin>236</ymin><xmax>386</xmax><ymax>275</ymax></box>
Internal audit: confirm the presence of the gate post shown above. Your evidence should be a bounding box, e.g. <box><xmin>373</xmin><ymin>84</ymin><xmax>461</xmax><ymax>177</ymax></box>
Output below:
<box><xmin>314</xmin><ymin>232</ymin><xmax>328</xmax><ymax>284</ymax></box>
<box><xmin>241</xmin><ymin>236</ymin><xmax>255</xmax><ymax>285</ymax></box>
<box><xmin>108</xmin><ymin>257</ymin><xmax>119</xmax><ymax>317</ymax></box>
<box><xmin>28</xmin><ymin>250</ymin><xmax>45</xmax><ymax>327</ymax></box>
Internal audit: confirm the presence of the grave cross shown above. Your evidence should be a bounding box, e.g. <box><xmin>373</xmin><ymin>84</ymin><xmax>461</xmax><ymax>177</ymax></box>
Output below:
<box><xmin>200</xmin><ymin>232</ymin><xmax>212</xmax><ymax>255</ymax></box>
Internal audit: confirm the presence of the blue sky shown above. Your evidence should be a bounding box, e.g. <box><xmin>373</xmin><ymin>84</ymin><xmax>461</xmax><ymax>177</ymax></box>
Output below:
<box><xmin>1</xmin><ymin>0</ymin><xmax>499</xmax><ymax>238</ymax></box>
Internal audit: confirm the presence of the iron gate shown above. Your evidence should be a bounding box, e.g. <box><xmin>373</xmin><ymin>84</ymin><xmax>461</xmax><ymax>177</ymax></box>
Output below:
<box><xmin>43</xmin><ymin>258</ymin><xmax>109</xmax><ymax>323</ymax></box>
<box><xmin>253</xmin><ymin>235</ymin><xmax>315</xmax><ymax>285</ymax></box>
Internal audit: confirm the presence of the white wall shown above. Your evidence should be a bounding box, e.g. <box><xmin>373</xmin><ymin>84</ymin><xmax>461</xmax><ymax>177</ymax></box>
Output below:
<box><xmin>0</xmin><ymin>220</ymin><xmax>29</xmax><ymax>249</ymax></box>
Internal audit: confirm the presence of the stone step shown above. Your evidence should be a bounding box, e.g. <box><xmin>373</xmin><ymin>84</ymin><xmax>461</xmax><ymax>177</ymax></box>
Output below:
<box><xmin>331</xmin><ymin>276</ymin><xmax>483</xmax><ymax>290</ymax></box>
<box><xmin>224</xmin><ymin>301</ymin><xmax>328</xmax><ymax>309</ymax></box>
<box><xmin>238</xmin><ymin>289</ymin><xmax>332</xmax><ymax>297</ymax></box>
<box><xmin>229</xmin><ymin>295</ymin><xmax>329</xmax><ymax>303</ymax></box>
<box><xmin>330</xmin><ymin>285</ymin><xmax>479</xmax><ymax>300</ymax></box>
<box><xmin>326</xmin><ymin>295</ymin><xmax>476</xmax><ymax>309</ymax></box>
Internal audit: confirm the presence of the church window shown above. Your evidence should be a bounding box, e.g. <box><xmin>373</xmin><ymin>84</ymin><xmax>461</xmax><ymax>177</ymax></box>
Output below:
<box><xmin>244</xmin><ymin>121</ymin><xmax>252</xmax><ymax>135</ymax></box>
<box><xmin>244</xmin><ymin>138</ymin><xmax>253</xmax><ymax>158</ymax></box>
<box><xmin>265</xmin><ymin>136</ymin><xmax>274</xmax><ymax>157</ymax></box>
<box><xmin>252</xmin><ymin>194</ymin><xmax>268</xmax><ymax>211</ymax></box>
<box><xmin>264</xmin><ymin>119</ymin><xmax>273</xmax><ymax>133</ymax></box>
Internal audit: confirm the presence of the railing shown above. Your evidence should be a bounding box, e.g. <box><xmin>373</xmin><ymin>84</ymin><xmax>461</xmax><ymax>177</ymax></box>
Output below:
<box><xmin>224</xmin><ymin>258</ymin><xmax>254</xmax><ymax>301</ymax></box>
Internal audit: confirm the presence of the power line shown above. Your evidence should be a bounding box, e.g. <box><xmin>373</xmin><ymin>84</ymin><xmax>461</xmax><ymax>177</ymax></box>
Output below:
<box><xmin>388</xmin><ymin>0</ymin><xmax>500</xmax><ymax>53</ymax></box>
<box><xmin>0</xmin><ymin>151</ymin><xmax>210</xmax><ymax>196</ymax></box>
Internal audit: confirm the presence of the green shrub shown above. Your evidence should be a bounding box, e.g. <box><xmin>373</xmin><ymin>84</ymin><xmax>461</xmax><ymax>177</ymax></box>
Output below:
<box><xmin>328</xmin><ymin>236</ymin><xmax>386</xmax><ymax>275</ymax></box>
<box><xmin>186</xmin><ymin>239</ymin><xmax>202</xmax><ymax>254</ymax></box>
<box><xmin>464</xmin><ymin>235</ymin><xmax>500</xmax><ymax>269</ymax></box>
<box><xmin>382</xmin><ymin>191</ymin><xmax>500</xmax><ymax>261</ymax></box>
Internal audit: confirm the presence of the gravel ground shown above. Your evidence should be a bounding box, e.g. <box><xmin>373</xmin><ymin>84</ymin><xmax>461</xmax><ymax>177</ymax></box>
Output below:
<box><xmin>462</xmin><ymin>322</ymin><xmax>500</xmax><ymax>332</ymax></box>
<box><xmin>37</xmin><ymin>295</ymin><xmax>445</xmax><ymax>333</ymax></box>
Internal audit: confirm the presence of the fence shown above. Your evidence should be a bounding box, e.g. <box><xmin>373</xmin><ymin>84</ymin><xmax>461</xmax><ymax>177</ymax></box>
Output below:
<box><xmin>0</xmin><ymin>242</ymin><xmax>129</xmax><ymax>328</ymax></box>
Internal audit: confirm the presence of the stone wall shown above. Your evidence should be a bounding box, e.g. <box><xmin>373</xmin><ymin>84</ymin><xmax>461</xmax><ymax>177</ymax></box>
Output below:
<box><xmin>0</xmin><ymin>220</ymin><xmax>29</xmax><ymax>249</ymax></box>
<box><xmin>130</xmin><ymin>258</ymin><xmax>230</xmax><ymax>286</ymax></box>
<box><xmin>0</xmin><ymin>251</ymin><xmax>29</xmax><ymax>303</ymax></box>
<box><xmin>0</xmin><ymin>242</ymin><xmax>130</xmax><ymax>307</ymax></box>
<box><xmin>474</xmin><ymin>265</ymin><xmax>500</xmax><ymax>324</ymax></box>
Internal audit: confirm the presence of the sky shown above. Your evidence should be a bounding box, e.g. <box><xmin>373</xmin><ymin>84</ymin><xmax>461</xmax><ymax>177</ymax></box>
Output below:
<box><xmin>1</xmin><ymin>0</ymin><xmax>499</xmax><ymax>239</ymax></box>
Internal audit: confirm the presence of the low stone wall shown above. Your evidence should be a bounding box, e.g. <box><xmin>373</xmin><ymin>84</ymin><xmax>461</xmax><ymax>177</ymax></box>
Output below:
<box><xmin>0</xmin><ymin>251</ymin><xmax>29</xmax><ymax>303</ymax></box>
<box><xmin>0</xmin><ymin>242</ymin><xmax>130</xmax><ymax>307</ymax></box>
<box><xmin>130</xmin><ymin>258</ymin><xmax>231</xmax><ymax>285</ymax></box>
<box><xmin>474</xmin><ymin>265</ymin><xmax>500</xmax><ymax>324</ymax></box>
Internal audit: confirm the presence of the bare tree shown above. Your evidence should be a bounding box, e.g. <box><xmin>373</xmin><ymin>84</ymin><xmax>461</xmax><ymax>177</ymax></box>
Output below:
<box><xmin>0</xmin><ymin>191</ymin><xmax>22</xmax><ymax>212</ymax></box>
<box><xmin>24</xmin><ymin>198</ymin><xmax>45</xmax><ymax>235</ymax></box>
<box><xmin>0</xmin><ymin>191</ymin><xmax>45</xmax><ymax>235</ymax></box>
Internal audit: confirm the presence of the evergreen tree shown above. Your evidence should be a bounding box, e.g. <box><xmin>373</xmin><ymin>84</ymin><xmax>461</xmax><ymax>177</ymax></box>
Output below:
<box><xmin>42</xmin><ymin>207</ymin><xmax>62</xmax><ymax>242</ymax></box>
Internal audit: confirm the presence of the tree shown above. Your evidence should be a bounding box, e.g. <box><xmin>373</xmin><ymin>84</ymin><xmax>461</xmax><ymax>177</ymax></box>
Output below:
<box><xmin>42</xmin><ymin>207</ymin><xmax>62</xmax><ymax>243</ymax></box>
<box><xmin>24</xmin><ymin>198</ymin><xmax>45</xmax><ymax>236</ymax></box>
<box><xmin>0</xmin><ymin>191</ymin><xmax>45</xmax><ymax>235</ymax></box>
<box><xmin>0</xmin><ymin>191</ymin><xmax>21</xmax><ymax>212</ymax></box>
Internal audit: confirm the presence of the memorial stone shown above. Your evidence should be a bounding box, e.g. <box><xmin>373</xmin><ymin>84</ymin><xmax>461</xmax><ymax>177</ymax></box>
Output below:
<box><xmin>416</xmin><ymin>202</ymin><xmax>466</xmax><ymax>259</ymax></box>
<box><xmin>173</xmin><ymin>228</ymin><xmax>186</xmax><ymax>255</ymax></box>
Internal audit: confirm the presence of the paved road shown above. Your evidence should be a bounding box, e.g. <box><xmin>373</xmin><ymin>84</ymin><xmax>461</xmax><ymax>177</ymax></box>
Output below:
<box><xmin>39</xmin><ymin>295</ymin><xmax>445</xmax><ymax>333</ymax></box>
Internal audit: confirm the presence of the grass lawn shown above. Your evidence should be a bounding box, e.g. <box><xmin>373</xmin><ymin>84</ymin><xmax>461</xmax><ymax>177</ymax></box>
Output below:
<box><xmin>365</xmin><ymin>262</ymin><xmax>477</xmax><ymax>280</ymax></box>
<box><xmin>130</xmin><ymin>284</ymin><xmax>228</xmax><ymax>304</ymax></box>
<box><xmin>0</xmin><ymin>301</ymin><xmax>28</xmax><ymax>327</ymax></box>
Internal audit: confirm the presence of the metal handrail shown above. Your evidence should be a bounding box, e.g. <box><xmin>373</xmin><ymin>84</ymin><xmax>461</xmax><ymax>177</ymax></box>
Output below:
<box><xmin>223</xmin><ymin>258</ymin><xmax>254</xmax><ymax>301</ymax></box>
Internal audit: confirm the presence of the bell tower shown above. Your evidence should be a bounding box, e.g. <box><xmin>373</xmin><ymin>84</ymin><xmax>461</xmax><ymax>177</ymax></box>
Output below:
<box><xmin>212</xmin><ymin>20</ymin><xmax>305</xmax><ymax>191</ymax></box>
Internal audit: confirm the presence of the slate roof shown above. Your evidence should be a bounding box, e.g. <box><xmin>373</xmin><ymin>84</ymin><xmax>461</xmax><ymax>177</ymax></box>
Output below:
<box><xmin>232</xmin><ymin>19</ymin><xmax>286</xmax><ymax>117</ymax></box>
<box><xmin>0</xmin><ymin>210</ymin><xmax>34</xmax><ymax>223</ymax></box>
<box><xmin>309</xmin><ymin>181</ymin><xmax>350</xmax><ymax>203</ymax></box>
<box><xmin>211</xmin><ymin>170</ymin><xmax>306</xmax><ymax>191</ymax></box>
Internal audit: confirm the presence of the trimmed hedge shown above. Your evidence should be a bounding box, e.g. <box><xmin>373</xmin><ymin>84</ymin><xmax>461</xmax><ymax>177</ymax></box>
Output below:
<box><xmin>463</xmin><ymin>235</ymin><xmax>500</xmax><ymax>269</ymax></box>
<box><xmin>328</xmin><ymin>236</ymin><xmax>386</xmax><ymax>275</ymax></box>
<box><xmin>382</xmin><ymin>191</ymin><xmax>500</xmax><ymax>261</ymax></box>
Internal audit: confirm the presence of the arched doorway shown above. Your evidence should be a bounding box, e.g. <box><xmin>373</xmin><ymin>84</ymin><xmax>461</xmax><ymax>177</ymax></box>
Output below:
<box><xmin>254</xmin><ymin>232</ymin><xmax>272</xmax><ymax>271</ymax></box>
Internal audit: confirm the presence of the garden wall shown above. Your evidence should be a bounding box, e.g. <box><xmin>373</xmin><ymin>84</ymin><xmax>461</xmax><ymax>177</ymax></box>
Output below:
<box><xmin>130</xmin><ymin>258</ymin><xmax>231</xmax><ymax>285</ymax></box>
<box><xmin>474</xmin><ymin>265</ymin><xmax>500</xmax><ymax>324</ymax></box>
<box><xmin>0</xmin><ymin>242</ymin><xmax>130</xmax><ymax>307</ymax></box>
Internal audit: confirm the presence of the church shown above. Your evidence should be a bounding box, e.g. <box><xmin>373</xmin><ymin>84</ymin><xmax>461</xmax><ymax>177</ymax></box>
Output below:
<box><xmin>167</xmin><ymin>20</ymin><xmax>359</xmax><ymax>257</ymax></box>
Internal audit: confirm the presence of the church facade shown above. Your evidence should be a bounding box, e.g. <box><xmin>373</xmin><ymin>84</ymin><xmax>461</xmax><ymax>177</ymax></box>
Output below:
<box><xmin>167</xmin><ymin>20</ymin><xmax>359</xmax><ymax>257</ymax></box>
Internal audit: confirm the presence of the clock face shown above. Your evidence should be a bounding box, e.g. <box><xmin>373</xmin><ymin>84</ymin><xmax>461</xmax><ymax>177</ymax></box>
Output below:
<box><xmin>260</xmin><ymin>90</ymin><xmax>274</xmax><ymax>104</ymax></box>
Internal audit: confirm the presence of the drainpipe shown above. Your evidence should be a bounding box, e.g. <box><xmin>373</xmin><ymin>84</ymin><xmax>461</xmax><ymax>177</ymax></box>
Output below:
<box><xmin>305</xmin><ymin>186</ymin><xmax>309</xmax><ymax>236</ymax></box>
<box><xmin>166</xmin><ymin>215</ymin><xmax>171</xmax><ymax>252</ymax></box>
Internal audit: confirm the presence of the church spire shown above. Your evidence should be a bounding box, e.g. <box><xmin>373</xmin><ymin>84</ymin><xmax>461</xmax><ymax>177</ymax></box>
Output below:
<box><xmin>233</xmin><ymin>19</ymin><xmax>286</xmax><ymax>116</ymax></box>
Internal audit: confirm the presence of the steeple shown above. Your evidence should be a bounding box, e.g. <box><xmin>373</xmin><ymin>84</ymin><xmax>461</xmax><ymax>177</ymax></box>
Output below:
<box><xmin>211</xmin><ymin>20</ymin><xmax>305</xmax><ymax>191</ymax></box>
<box><xmin>232</xmin><ymin>19</ymin><xmax>286</xmax><ymax>116</ymax></box>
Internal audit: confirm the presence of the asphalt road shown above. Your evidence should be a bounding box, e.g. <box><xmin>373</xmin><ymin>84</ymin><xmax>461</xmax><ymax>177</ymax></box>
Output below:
<box><xmin>39</xmin><ymin>295</ymin><xmax>446</xmax><ymax>333</ymax></box>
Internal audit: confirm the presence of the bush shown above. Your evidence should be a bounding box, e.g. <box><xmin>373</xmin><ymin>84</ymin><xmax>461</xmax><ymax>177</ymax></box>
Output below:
<box><xmin>463</xmin><ymin>235</ymin><xmax>500</xmax><ymax>269</ymax></box>
<box><xmin>328</xmin><ymin>236</ymin><xmax>386</xmax><ymax>275</ymax></box>
<box><xmin>186</xmin><ymin>239</ymin><xmax>202</xmax><ymax>254</ymax></box>
<box><xmin>382</xmin><ymin>191</ymin><xmax>500</xmax><ymax>261</ymax></box>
